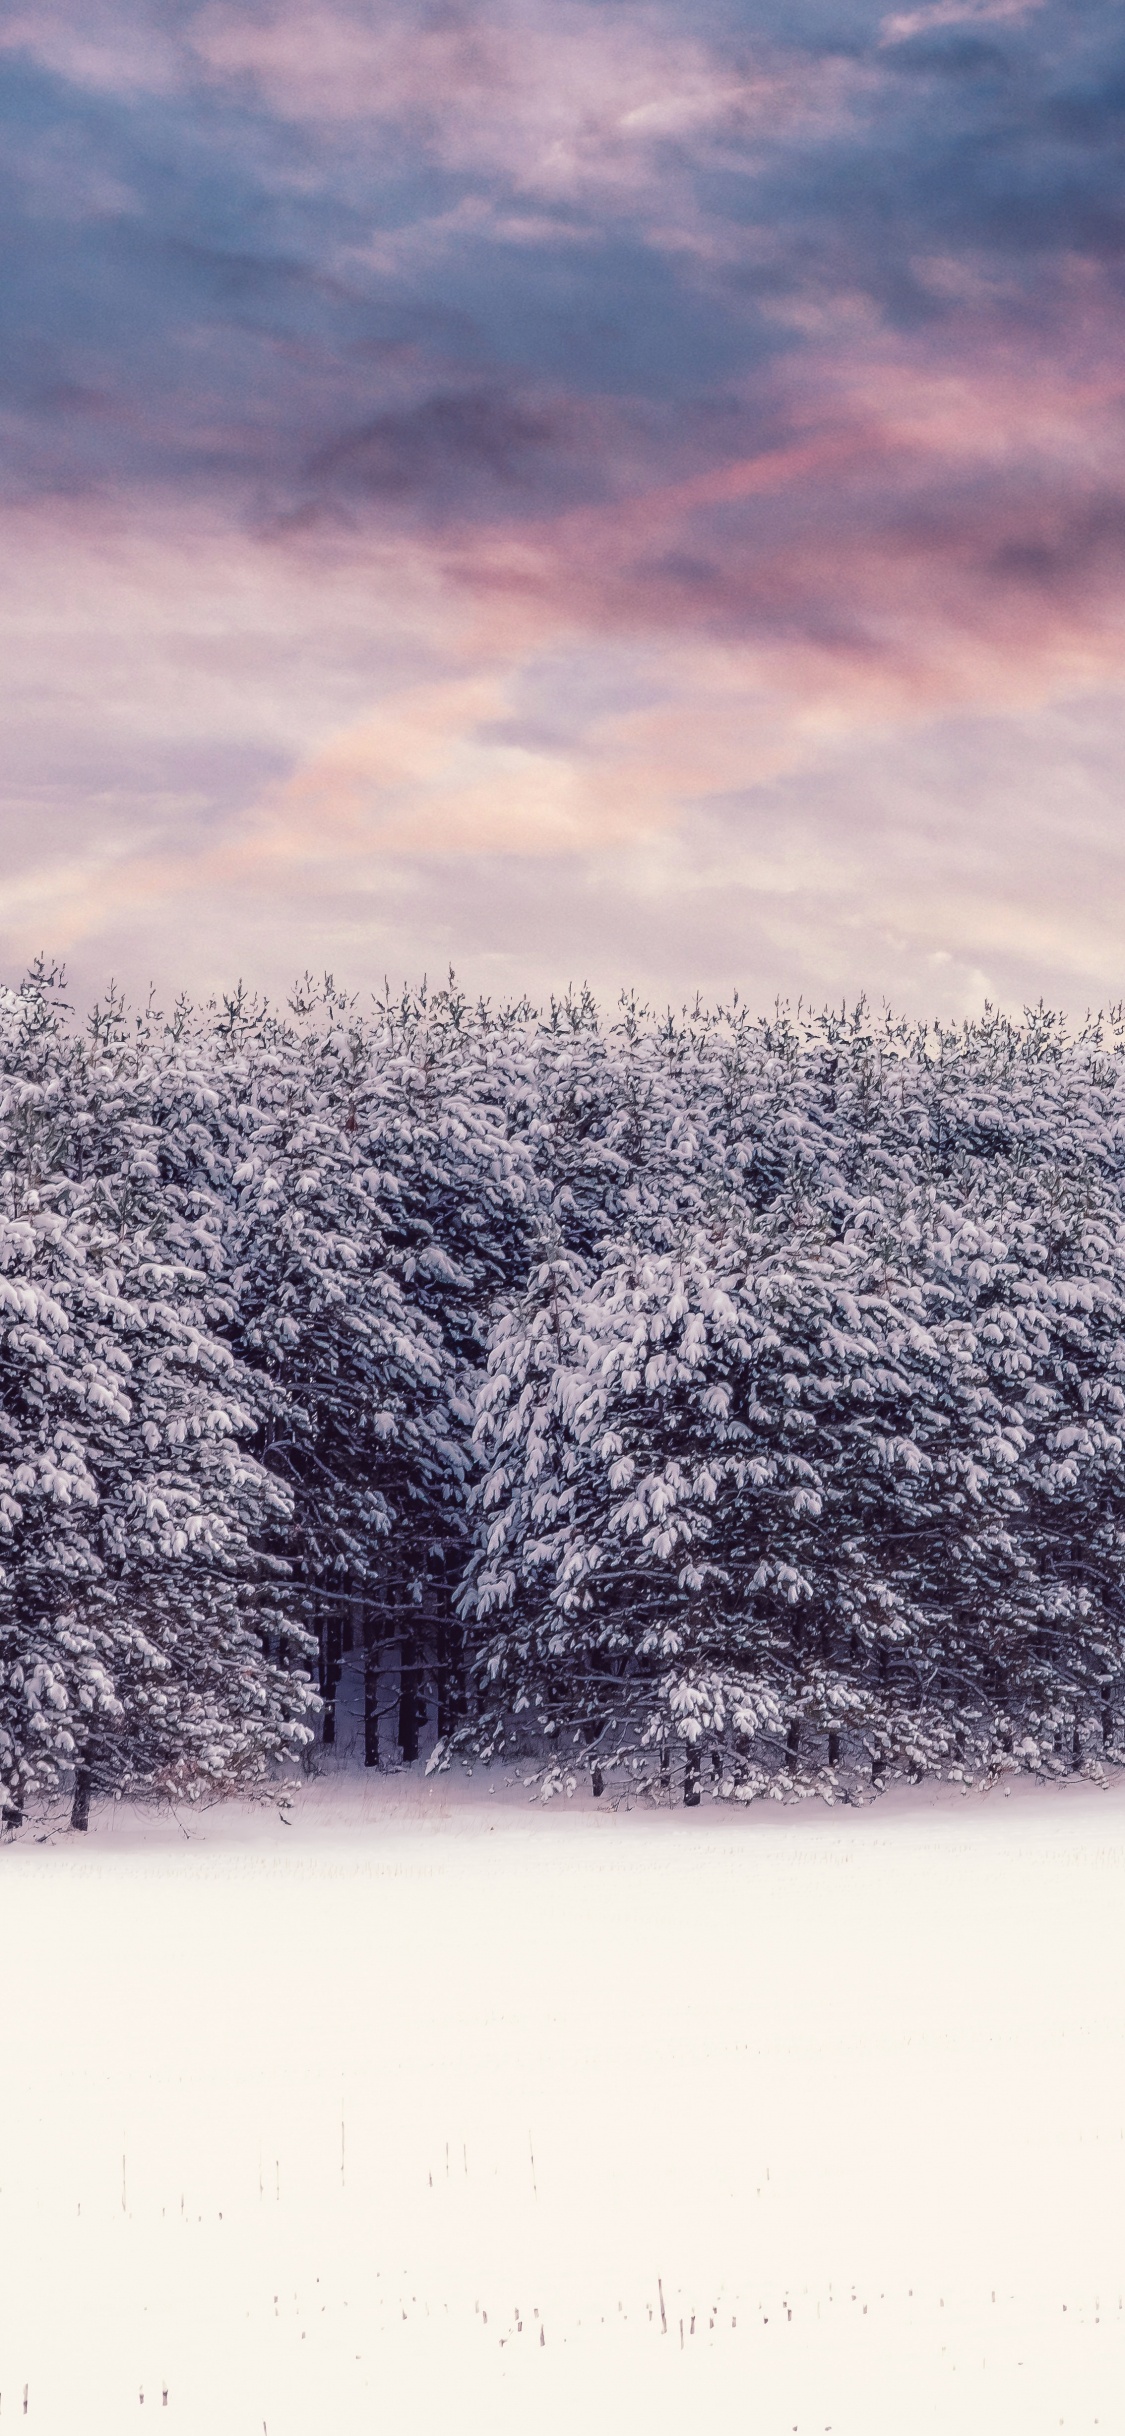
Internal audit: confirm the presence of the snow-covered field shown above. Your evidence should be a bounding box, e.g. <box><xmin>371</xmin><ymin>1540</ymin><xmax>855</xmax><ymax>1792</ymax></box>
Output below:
<box><xmin>3</xmin><ymin>1753</ymin><xmax>1125</xmax><ymax>2435</ymax></box>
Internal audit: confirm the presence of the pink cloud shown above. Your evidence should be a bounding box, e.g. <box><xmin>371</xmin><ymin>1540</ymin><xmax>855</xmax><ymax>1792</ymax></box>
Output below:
<box><xmin>395</xmin><ymin>302</ymin><xmax>1125</xmax><ymax>730</ymax></box>
<box><xmin>880</xmin><ymin>0</ymin><xmax>1045</xmax><ymax>45</ymax></box>
<box><xmin>188</xmin><ymin>1</ymin><xmax>865</xmax><ymax>202</ymax></box>
<box><xmin>0</xmin><ymin>3</ymin><xmax>182</xmax><ymax>93</ymax></box>
<box><xmin>5</xmin><ymin>481</ymin><xmax>1125</xmax><ymax>1034</ymax></box>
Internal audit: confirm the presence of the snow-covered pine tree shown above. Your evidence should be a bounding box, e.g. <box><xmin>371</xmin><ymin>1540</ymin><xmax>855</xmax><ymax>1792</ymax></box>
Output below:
<box><xmin>183</xmin><ymin>982</ymin><xmax>448</xmax><ymax>1756</ymax></box>
<box><xmin>461</xmin><ymin>1217</ymin><xmax>966</xmax><ymax>1799</ymax></box>
<box><xmin>0</xmin><ymin>970</ymin><xmax>316</xmax><ymax>1828</ymax></box>
<box><xmin>519</xmin><ymin>989</ymin><xmax>716</xmax><ymax>1259</ymax></box>
<box><xmin>352</xmin><ymin>981</ymin><xmax>539</xmax><ymax>1758</ymax></box>
<box><xmin>460</xmin><ymin>1016</ymin><xmax>1125</xmax><ymax>1801</ymax></box>
<box><xmin>88</xmin><ymin>975</ymin><xmax>536</xmax><ymax>1774</ymax></box>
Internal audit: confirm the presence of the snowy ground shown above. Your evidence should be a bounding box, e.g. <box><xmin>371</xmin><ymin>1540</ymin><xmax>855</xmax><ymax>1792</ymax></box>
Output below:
<box><xmin>4</xmin><ymin>1736</ymin><xmax>1125</xmax><ymax>2434</ymax></box>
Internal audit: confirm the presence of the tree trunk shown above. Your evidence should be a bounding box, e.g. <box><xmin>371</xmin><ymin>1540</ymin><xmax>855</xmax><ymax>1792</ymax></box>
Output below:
<box><xmin>683</xmin><ymin>1746</ymin><xmax>701</xmax><ymax>1807</ymax></box>
<box><xmin>398</xmin><ymin>1635</ymin><xmax>421</xmax><ymax>1764</ymax></box>
<box><xmin>362</xmin><ymin>1605</ymin><xmax>380</xmax><ymax>1769</ymax></box>
<box><xmin>658</xmin><ymin>1743</ymin><xmax>671</xmax><ymax>1799</ymax></box>
<box><xmin>71</xmin><ymin>1759</ymin><xmax>92</xmax><ymax>1833</ymax></box>
<box><xmin>1102</xmin><ymin>1683</ymin><xmax>1113</xmax><ymax>1747</ymax></box>
<box><xmin>1072</xmin><ymin>1719</ymin><xmax>1083</xmax><ymax>1772</ymax></box>
<box><xmin>827</xmin><ymin>1728</ymin><xmax>840</xmax><ymax>1767</ymax></box>
<box><xmin>592</xmin><ymin>1765</ymin><xmax>604</xmax><ymax>1798</ymax></box>
<box><xmin>322</xmin><ymin>1605</ymin><xmax>342</xmax><ymax>1747</ymax></box>
<box><xmin>436</xmin><ymin>1610</ymin><xmax>465</xmax><ymax>1745</ymax></box>
<box><xmin>786</xmin><ymin>1719</ymin><xmax>800</xmax><ymax>1769</ymax></box>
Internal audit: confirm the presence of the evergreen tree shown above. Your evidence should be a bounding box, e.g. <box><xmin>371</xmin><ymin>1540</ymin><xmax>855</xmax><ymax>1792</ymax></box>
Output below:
<box><xmin>460</xmin><ymin>1006</ymin><xmax>1125</xmax><ymax>1799</ymax></box>
<box><xmin>0</xmin><ymin>972</ymin><xmax>315</xmax><ymax>1828</ymax></box>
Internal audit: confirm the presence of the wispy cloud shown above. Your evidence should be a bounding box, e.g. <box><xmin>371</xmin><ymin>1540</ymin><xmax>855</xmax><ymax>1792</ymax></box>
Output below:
<box><xmin>879</xmin><ymin>0</ymin><xmax>1045</xmax><ymax>47</ymax></box>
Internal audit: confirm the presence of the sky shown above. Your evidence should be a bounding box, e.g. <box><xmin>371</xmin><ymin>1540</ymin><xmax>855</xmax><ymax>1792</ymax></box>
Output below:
<box><xmin>3</xmin><ymin>0</ymin><xmax>1125</xmax><ymax>1017</ymax></box>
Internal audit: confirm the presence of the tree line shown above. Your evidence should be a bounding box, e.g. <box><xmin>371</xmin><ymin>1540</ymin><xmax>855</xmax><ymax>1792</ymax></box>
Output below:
<box><xmin>4</xmin><ymin>963</ymin><xmax>1125</xmax><ymax>1824</ymax></box>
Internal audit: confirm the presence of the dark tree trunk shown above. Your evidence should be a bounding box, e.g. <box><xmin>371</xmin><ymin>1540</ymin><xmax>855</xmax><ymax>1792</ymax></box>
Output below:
<box><xmin>658</xmin><ymin>1743</ymin><xmax>671</xmax><ymax>1799</ymax></box>
<box><xmin>1102</xmin><ymin>1683</ymin><xmax>1113</xmax><ymax>1747</ymax></box>
<box><xmin>322</xmin><ymin>1605</ymin><xmax>342</xmax><ymax>1747</ymax></box>
<box><xmin>362</xmin><ymin>1605</ymin><xmax>380</xmax><ymax>1769</ymax></box>
<box><xmin>683</xmin><ymin>1746</ymin><xmax>701</xmax><ymax>1807</ymax></box>
<box><xmin>398</xmin><ymin>1636</ymin><xmax>421</xmax><ymax>1764</ymax></box>
<box><xmin>1072</xmin><ymin>1719</ymin><xmax>1083</xmax><ymax>1772</ymax></box>
<box><xmin>827</xmin><ymin>1729</ymin><xmax>840</xmax><ymax>1767</ymax></box>
<box><xmin>786</xmin><ymin>1719</ymin><xmax>800</xmax><ymax>1768</ymax></box>
<box><xmin>436</xmin><ymin>1610</ymin><xmax>466</xmax><ymax>1744</ymax></box>
<box><xmin>71</xmin><ymin>1726</ymin><xmax>102</xmax><ymax>1832</ymax></box>
<box><xmin>71</xmin><ymin>1760</ymin><xmax>92</xmax><ymax>1833</ymax></box>
<box><xmin>592</xmin><ymin>1765</ymin><xmax>604</xmax><ymax>1798</ymax></box>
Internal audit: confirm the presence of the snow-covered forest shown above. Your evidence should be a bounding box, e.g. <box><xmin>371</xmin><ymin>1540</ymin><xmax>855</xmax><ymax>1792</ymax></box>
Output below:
<box><xmin>7</xmin><ymin>961</ymin><xmax>1125</xmax><ymax>1825</ymax></box>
